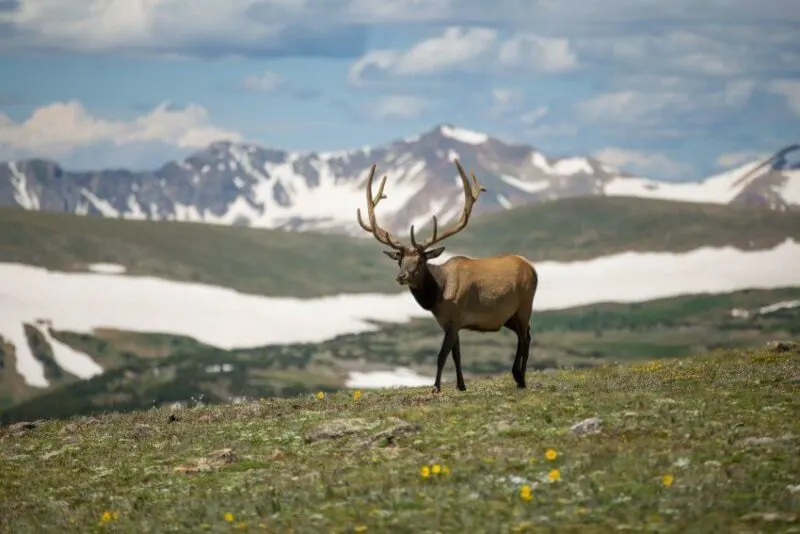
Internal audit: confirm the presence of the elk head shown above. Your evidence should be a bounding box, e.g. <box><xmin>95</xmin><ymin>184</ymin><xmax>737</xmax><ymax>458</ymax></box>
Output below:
<box><xmin>356</xmin><ymin>159</ymin><xmax>486</xmax><ymax>287</ymax></box>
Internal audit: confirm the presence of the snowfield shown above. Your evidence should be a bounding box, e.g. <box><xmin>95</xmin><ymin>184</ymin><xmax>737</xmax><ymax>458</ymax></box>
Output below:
<box><xmin>2</xmin><ymin>239</ymin><xmax>800</xmax><ymax>389</ymax></box>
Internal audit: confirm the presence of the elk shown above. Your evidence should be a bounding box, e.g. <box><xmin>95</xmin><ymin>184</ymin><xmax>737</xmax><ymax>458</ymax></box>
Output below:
<box><xmin>356</xmin><ymin>159</ymin><xmax>539</xmax><ymax>393</ymax></box>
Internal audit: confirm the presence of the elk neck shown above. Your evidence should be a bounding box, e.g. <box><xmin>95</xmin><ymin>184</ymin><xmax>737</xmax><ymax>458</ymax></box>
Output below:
<box><xmin>408</xmin><ymin>261</ymin><xmax>444</xmax><ymax>312</ymax></box>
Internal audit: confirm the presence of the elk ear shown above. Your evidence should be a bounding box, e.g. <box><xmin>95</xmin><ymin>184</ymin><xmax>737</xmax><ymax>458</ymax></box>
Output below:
<box><xmin>383</xmin><ymin>250</ymin><xmax>402</xmax><ymax>261</ymax></box>
<box><xmin>424</xmin><ymin>246</ymin><xmax>446</xmax><ymax>260</ymax></box>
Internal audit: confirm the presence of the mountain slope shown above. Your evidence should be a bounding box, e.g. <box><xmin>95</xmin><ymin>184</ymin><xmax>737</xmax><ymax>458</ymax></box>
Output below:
<box><xmin>1</xmin><ymin>125</ymin><xmax>798</xmax><ymax>236</ymax></box>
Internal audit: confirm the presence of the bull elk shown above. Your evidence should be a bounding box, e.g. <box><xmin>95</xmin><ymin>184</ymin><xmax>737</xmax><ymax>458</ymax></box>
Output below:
<box><xmin>356</xmin><ymin>159</ymin><xmax>539</xmax><ymax>393</ymax></box>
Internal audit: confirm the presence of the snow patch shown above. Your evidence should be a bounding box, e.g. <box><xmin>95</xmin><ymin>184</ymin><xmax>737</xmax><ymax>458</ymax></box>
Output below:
<box><xmin>35</xmin><ymin>320</ymin><xmax>103</xmax><ymax>379</ymax></box>
<box><xmin>604</xmin><ymin>160</ymin><xmax>764</xmax><ymax>204</ymax></box>
<box><xmin>496</xmin><ymin>194</ymin><xmax>513</xmax><ymax>209</ymax></box>
<box><xmin>346</xmin><ymin>368</ymin><xmax>432</xmax><ymax>389</ymax></box>
<box><xmin>758</xmin><ymin>299</ymin><xmax>800</xmax><ymax>315</ymax></box>
<box><xmin>80</xmin><ymin>189</ymin><xmax>120</xmax><ymax>217</ymax></box>
<box><xmin>88</xmin><ymin>263</ymin><xmax>126</xmax><ymax>275</ymax></box>
<box><xmin>439</xmin><ymin>125</ymin><xmax>488</xmax><ymax>145</ymax></box>
<box><xmin>500</xmin><ymin>174</ymin><xmax>549</xmax><ymax>194</ymax></box>
<box><xmin>553</xmin><ymin>157</ymin><xmax>594</xmax><ymax>176</ymax></box>
<box><xmin>8</xmin><ymin>162</ymin><xmax>40</xmax><ymax>210</ymax></box>
<box><xmin>780</xmin><ymin>170</ymin><xmax>800</xmax><ymax>205</ymax></box>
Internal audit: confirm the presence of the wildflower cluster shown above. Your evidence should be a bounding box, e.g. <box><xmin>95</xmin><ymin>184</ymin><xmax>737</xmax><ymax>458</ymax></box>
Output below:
<box><xmin>420</xmin><ymin>463</ymin><xmax>451</xmax><ymax>479</ymax></box>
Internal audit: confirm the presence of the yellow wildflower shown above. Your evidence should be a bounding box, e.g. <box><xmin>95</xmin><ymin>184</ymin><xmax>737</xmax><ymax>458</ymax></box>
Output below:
<box><xmin>353</xmin><ymin>390</ymin><xmax>362</xmax><ymax>401</ymax></box>
<box><xmin>355</xmin><ymin>526</ymin><xmax>368</xmax><ymax>533</ymax></box>
<box><xmin>420</xmin><ymin>466</ymin><xmax>431</xmax><ymax>478</ymax></box>
<box><xmin>224</xmin><ymin>512</ymin><xmax>235</xmax><ymax>522</ymax></box>
<box><xmin>519</xmin><ymin>485</ymin><xmax>533</xmax><ymax>502</ymax></box>
<box><xmin>432</xmin><ymin>464</ymin><xmax>442</xmax><ymax>474</ymax></box>
<box><xmin>316</xmin><ymin>391</ymin><xmax>325</xmax><ymax>400</ymax></box>
<box><xmin>545</xmin><ymin>448</ymin><xmax>558</xmax><ymax>461</ymax></box>
<box><xmin>442</xmin><ymin>465</ymin><xmax>451</xmax><ymax>475</ymax></box>
<box><xmin>548</xmin><ymin>469</ymin><xmax>561</xmax><ymax>482</ymax></box>
<box><xmin>100</xmin><ymin>511</ymin><xmax>118</xmax><ymax>523</ymax></box>
<box><xmin>662</xmin><ymin>474</ymin><xmax>673</xmax><ymax>487</ymax></box>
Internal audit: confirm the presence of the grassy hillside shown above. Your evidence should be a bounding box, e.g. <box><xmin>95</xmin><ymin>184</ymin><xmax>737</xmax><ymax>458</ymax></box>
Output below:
<box><xmin>2</xmin><ymin>197</ymin><xmax>800</xmax><ymax>298</ymax></box>
<box><xmin>1</xmin><ymin>345</ymin><xmax>798</xmax><ymax>533</ymax></box>
<box><xmin>444</xmin><ymin>196</ymin><xmax>800</xmax><ymax>261</ymax></box>
<box><xmin>2</xmin><ymin>287</ymin><xmax>798</xmax><ymax>424</ymax></box>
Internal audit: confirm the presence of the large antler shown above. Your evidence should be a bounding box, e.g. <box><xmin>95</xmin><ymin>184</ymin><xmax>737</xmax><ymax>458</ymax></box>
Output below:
<box><xmin>356</xmin><ymin>164</ymin><xmax>405</xmax><ymax>251</ymax></box>
<box><xmin>410</xmin><ymin>159</ymin><xmax>486</xmax><ymax>250</ymax></box>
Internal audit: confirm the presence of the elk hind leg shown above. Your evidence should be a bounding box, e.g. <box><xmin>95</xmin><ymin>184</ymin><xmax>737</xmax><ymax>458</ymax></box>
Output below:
<box><xmin>451</xmin><ymin>335</ymin><xmax>466</xmax><ymax>391</ymax></box>
<box><xmin>504</xmin><ymin>315</ymin><xmax>526</xmax><ymax>388</ymax></box>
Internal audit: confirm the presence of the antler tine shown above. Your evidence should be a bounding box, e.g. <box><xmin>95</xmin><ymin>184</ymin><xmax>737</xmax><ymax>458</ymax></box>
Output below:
<box><xmin>415</xmin><ymin>159</ymin><xmax>485</xmax><ymax>250</ymax></box>
<box><xmin>355</xmin><ymin>163</ymin><xmax>405</xmax><ymax>250</ymax></box>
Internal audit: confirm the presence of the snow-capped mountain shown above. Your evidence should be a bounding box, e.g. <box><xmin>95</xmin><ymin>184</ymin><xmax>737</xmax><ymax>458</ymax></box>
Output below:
<box><xmin>1</xmin><ymin>125</ymin><xmax>798</xmax><ymax>236</ymax></box>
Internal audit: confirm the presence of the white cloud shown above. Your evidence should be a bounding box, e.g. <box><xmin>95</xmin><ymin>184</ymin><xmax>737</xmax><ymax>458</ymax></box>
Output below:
<box><xmin>767</xmin><ymin>79</ymin><xmax>800</xmax><ymax>116</ymax></box>
<box><xmin>594</xmin><ymin>147</ymin><xmax>692</xmax><ymax>178</ymax></box>
<box><xmin>498</xmin><ymin>34</ymin><xmax>577</xmax><ymax>72</ymax></box>
<box><xmin>715</xmin><ymin>150</ymin><xmax>769</xmax><ymax>168</ymax></box>
<box><xmin>576</xmin><ymin>77</ymin><xmax>760</xmax><ymax>126</ymax></box>
<box><xmin>576</xmin><ymin>91</ymin><xmax>690</xmax><ymax>124</ymax></box>
<box><xmin>0</xmin><ymin>100</ymin><xmax>242</xmax><ymax>159</ymax></box>
<box><xmin>348</xmin><ymin>27</ymin><xmax>577</xmax><ymax>86</ymax></box>
<box><xmin>242</xmin><ymin>71</ymin><xmax>286</xmax><ymax>93</ymax></box>
<box><xmin>367</xmin><ymin>96</ymin><xmax>431</xmax><ymax>120</ymax></box>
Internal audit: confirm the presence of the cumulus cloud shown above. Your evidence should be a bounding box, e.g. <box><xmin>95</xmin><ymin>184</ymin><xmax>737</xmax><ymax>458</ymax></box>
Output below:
<box><xmin>498</xmin><ymin>34</ymin><xmax>577</xmax><ymax>72</ymax></box>
<box><xmin>348</xmin><ymin>27</ymin><xmax>577</xmax><ymax>86</ymax></box>
<box><xmin>0</xmin><ymin>100</ymin><xmax>242</xmax><ymax>160</ymax></box>
<box><xmin>367</xmin><ymin>96</ymin><xmax>431</xmax><ymax>120</ymax></box>
<box><xmin>0</xmin><ymin>0</ymin><xmax>368</xmax><ymax>59</ymax></box>
<box><xmin>576</xmin><ymin>78</ymin><xmax>759</xmax><ymax>126</ymax></box>
<box><xmin>594</xmin><ymin>147</ymin><xmax>693</xmax><ymax>178</ymax></box>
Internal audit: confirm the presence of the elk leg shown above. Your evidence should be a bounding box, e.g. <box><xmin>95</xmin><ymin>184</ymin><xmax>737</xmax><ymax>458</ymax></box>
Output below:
<box><xmin>433</xmin><ymin>328</ymin><xmax>458</xmax><ymax>394</ymax></box>
<box><xmin>505</xmin><ymin>316</ymin><xmax>524</xmax><ymax>387</ymax></box>
<box><xmin>512</xmin><ymin>330</ymin><xmax>526</xmax><ymax>388</ymax></box>
<box><xmin>519</xmin><ymin>325</ymin><xmax>532</xmax><ymax>385</ymax></box>
<box><xmin>451</xmin><ymin>335</ymin><xmax>466</xmax><ymax>391</ymax></box>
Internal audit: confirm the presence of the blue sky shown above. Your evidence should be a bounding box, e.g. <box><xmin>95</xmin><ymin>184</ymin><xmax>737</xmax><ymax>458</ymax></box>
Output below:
<box><xmin>0</xmin><ymin>0</ymin><xmax>798</xmax><ymax>180</ymax></box>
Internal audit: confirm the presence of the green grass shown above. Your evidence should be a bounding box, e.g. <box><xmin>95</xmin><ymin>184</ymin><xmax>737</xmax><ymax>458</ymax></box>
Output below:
<box><xmin>2</xmin><ymin>287</ymin><xmax>798</xmax><ymax>426</ymax></box>
<box><xmin>1</xmin><ymin>345</ymin><xmax>798</xmax><ymax>533</ymax></box>
<box><xmin>2</xmin><ymin>197</ymin><xmax>800</xmax><ymax>298</ymax></box>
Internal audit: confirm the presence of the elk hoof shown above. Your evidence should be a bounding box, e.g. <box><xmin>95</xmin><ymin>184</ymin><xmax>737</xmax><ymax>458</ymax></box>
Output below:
<box><xmin>430</xmin><ymin>387</ymin><xmax>441</xmax><ymax>395</ymax></box>
<box><xmin>516</xmin><ymin>382</ymin><xmax>527</xmax><ymax>390</ymax></box>
<box><xmin>457</xmin><ymin>383</ymin><xmax>467</xmax><ymax>392</ymax></box>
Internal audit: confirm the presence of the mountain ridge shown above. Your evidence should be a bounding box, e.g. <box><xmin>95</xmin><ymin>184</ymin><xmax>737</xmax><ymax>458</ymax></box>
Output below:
<box><xmin>1</xmin><ymin>124</ymin><xmax>798</xmax><ymax>236</ymax></box>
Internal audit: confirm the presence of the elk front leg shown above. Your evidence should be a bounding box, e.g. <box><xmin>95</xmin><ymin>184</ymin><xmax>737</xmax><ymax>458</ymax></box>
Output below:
<box><xmin>451</xmin><ymin>335</ymin><xmax>466</xmax><ymax>391</ymax></box>
<box><xmin>432</xmin><ymin>328</ymin><xmax>458</xmax><ymax>394</ymax></box>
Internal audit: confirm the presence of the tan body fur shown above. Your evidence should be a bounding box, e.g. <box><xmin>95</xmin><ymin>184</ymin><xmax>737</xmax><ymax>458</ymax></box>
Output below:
<box><xmin>357</xmin><ymin>160</ymin><xmax>539</xmax><ymax>393</ymax></box>
<box><xmin>429</xmin><ymin>255</ymin><xmax>537</xmax><ymax>332</ymax></box>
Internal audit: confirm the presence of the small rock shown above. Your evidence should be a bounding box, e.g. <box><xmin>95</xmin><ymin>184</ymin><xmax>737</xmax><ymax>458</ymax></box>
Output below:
<box><xmin>370</xmin><ymin>417</ymin><xmax>420</xmax><ymax>445</ymax></box>
<box><xmin>305</xmin><ymin>418</ymin><xmax>372</xmax><ymax>443</ymax></box>
<box><xmin>570</xmin><ymin>417</ymin><xmax>603</xmax><ymax>436</ymax></box>
<box><xmin>207</xmin><ymin>448</ymin><xmax>236</xmax><ymax>464</ymax></box>
<box><xmin>787</xmin><ymin>484</ymin><xmax>800</xmax><ymax>494</ymax></box>
<box><xmin>129</xmin><ymin>424</ymin><xmax>153</xmax><ymax>439</ymax></box>
<box><xmin>739</xmin><ymin>436</ymin><xmax>778</xmax><ymax>447</ymax></box>
<box><xmin>5</xmin><ymin>420</ymin><xmax>44</xmax><ymax>437</ymax></box>
<box><xmin>740</xmin><ymin>512</ymin><xmax>796</xmax><ymax>523</ymax></box>
<box><xmin>766</xmin><ymin>340</ymin><xmax>799</xmax><ymax>353</ymax></box>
